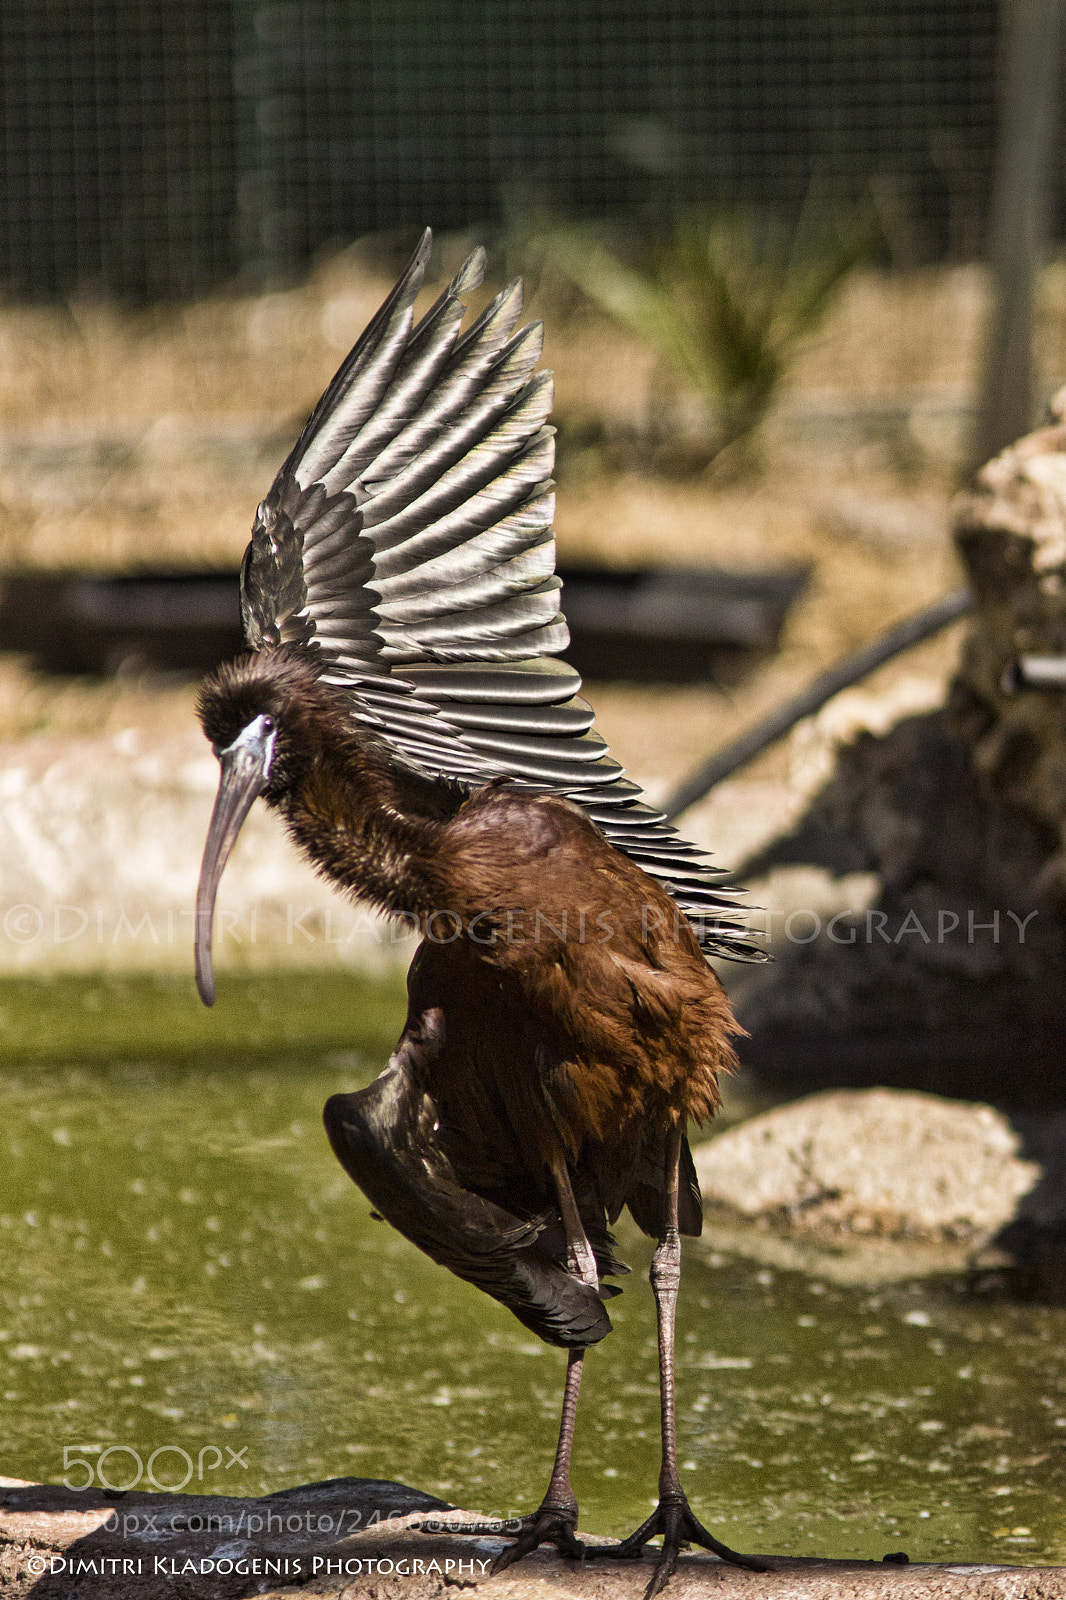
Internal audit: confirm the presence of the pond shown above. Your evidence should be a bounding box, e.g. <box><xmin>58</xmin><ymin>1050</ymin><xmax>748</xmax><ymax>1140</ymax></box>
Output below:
<box><xmin>0</xmin><ymin>972</ymin><xmax>1064</xmax><ymax>1567</ymax></box>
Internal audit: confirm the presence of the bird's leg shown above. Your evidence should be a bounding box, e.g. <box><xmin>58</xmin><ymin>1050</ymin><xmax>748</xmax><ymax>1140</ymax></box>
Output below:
<box><xmin>460</xmin><ymin>1158</ymin><xmax>594</xmax><ymax>1571</ymax></box>
<box><xmin>589</xmin><ymin>1124</ymin><xmax>768</xmax><ymax>1598</ymax></box>
<box><xmin>481</xmin><ymin>1345</ymin><xmax>587</xmax><ymax>1570</ymax></box>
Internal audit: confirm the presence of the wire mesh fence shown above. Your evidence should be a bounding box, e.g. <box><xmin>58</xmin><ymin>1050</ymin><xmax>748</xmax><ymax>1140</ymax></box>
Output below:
<box><xmin>0</xmin><ymin>0</ymin><xmax>1009</xmax><ymax>300</ymax></box>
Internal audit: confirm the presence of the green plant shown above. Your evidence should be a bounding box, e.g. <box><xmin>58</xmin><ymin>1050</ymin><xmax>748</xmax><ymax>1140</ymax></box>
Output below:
<box><xmin>546</xmin><ymin>196</ymin><xmax>877</xmax><ymax>465</ymax></box>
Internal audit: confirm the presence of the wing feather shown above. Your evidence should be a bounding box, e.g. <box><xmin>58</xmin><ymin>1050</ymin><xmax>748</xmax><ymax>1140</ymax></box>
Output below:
<box><xmin>317</xmin><ymin>304</ymin><xmax>469</xmax><ymax>495</ymax></box>
<box><xmin>374</xmin><ymin>541</ymin><xmax>556</xmax><ymax>624</ymax></box>
<box><xmin>356</xmin><ymin>337</ymin><xmax>549</xmax><ymax>515</ymax></box>
<box><xmin>238</xmin><ymin>231</ymin><xmax>764</xmax><ymax>961</ymax></box>
<box><xmin>290</xmin><ymin>232</ymin><xmax>433</xmax><ymax>486</ymax></box>
<box><xmin>374</xmin><ymin>495</ymin><xmax>555</xmax><ymax>601</ymax></box>
<box><xmin>365</xmin><ymin>427</ymin><xmax>555</xmax><ymax>552</ymax></box>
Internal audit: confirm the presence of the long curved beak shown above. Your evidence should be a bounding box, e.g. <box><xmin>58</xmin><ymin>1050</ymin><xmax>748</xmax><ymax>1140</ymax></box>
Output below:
<box><xmin>195</xmin><ymin>720</ymin><xmax>276</xmax><ymax>1006</ymax></box>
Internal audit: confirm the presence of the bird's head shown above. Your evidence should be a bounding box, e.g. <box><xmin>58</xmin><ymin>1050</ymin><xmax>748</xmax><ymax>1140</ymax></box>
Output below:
<box><xmin>194</xmin><ymin>649</ymin><xmax>327</xmax><ymax>1007</ymax></box>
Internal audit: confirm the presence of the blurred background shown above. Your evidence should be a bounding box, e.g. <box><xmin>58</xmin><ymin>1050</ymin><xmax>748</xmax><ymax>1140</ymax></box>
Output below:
<box><xmin>0</xmin><ymin>0</ymin><xmax>1008</xmax><ymax>297</ymax></box>
<box><xmin>4</xmin><ymin>0</ymin><xmax>1066</xmax><ymax>1570</ymax></box>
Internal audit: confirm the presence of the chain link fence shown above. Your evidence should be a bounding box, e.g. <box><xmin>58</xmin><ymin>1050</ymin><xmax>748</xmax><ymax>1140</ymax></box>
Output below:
<box><xmin>0</xmin><ymin>0</ymin><xmax>1008</xmax><ymax>300</ymax></box>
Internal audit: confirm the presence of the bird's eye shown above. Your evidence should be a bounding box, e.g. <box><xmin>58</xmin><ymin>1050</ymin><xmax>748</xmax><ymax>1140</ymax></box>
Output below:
<box><xmin>262</xmin><ymin>715</ymin><xmax>276</xmax><ymax>733</ymax></box>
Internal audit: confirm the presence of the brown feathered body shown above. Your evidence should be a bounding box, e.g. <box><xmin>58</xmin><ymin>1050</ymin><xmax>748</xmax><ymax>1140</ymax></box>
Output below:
<box><xmin>200</xmin><ymin>648</ymin><xmax>741</xmax><ymax>1344</ymax></box>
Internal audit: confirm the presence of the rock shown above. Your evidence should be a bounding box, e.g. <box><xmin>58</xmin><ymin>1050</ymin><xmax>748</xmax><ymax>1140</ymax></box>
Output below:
<box><xmin>953</xmin><ymin>389</ymin><xmax>1066</xmax><ymax>901</ymax></box>
<box><xmin>731</xmin><ymin>406</ymin><xmax>1066</xmax><ymax>1105</ymax></box>
<box><xmin>0</xmin><ymin>723</ymin><xmax>404</xmax><ymax>975</ymax></box>
<box><xmin>0</xmin><ymin>1476</ymin><xmax>1052</xmax><ymax>1598</ymax></box>
<box><xmin>734</xmin><ymin>707</ymin><xmax>1066</xmax><ymax>1108</ymax></box>
<box><xmin>694</xmin><ymin>1089</ymin><xmax>1040</xmax><ymax>1247</ymax></box>
<box><xmin>787</xmin><ymin>675</ymin><xmax>954</xmax><ymax>794</ymax></box>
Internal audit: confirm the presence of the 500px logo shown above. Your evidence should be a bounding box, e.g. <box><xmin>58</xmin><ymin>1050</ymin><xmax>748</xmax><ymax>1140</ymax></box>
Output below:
<box><xmin>63</xmin><ymin>1444</ymin><xmax>248</xmax><ymax>1492</ymax></box>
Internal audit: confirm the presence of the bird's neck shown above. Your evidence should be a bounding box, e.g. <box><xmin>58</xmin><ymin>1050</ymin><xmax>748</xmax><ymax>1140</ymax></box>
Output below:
<box><xmin>280</xmin><ymin>737</ymin><xmax>449</xmax><ymax>919</ymax></box>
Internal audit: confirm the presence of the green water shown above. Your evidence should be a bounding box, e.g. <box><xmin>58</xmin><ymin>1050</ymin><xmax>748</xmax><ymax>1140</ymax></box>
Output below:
<box><xmin>1</xmin><ymin>974</ymin><xmax>1065</xmax><ymax>1566</ymax></box>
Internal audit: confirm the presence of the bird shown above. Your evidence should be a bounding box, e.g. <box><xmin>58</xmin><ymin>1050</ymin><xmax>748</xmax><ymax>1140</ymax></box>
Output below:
<box><xmin>193</xmin><ymin>228</ymin><xmax>768</xmax><ymax>1598</ymax></box>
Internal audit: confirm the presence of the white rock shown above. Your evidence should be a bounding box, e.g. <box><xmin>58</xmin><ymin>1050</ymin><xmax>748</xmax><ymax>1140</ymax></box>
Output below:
<box><xmin>695</xmin><ymin>1088</ymin><xmax>1040</xmax><ymax>1242</ymax></box>
<box><xmin>0</xmin><ymin>724</ymin><xmax>405</xmax><ymax>974</ymax></box>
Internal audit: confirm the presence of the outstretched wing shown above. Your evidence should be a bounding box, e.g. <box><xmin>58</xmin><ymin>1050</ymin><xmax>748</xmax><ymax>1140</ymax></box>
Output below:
<box><xmin>240</xmin><ymin>229</ymin><xmax>762</xmax><ymax>962</ymax></box>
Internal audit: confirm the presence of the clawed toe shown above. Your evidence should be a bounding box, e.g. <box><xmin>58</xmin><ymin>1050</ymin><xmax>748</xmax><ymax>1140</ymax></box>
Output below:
<box><xmin>489</xmin><ymin>1505</ymin><xmax>585</xmax><ymax>1574</ymax></box>
<box><xmin>587</xmin><ymin>1496</ymin><xmax>769</xmax><ymax>1599</ymax></box>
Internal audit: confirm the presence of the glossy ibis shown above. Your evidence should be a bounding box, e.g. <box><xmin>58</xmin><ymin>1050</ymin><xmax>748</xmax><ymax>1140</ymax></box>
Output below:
<box><xmin>194</xmin><ymin>231</ymin><xmax>767</xmax><ymax>1596</ymax></box>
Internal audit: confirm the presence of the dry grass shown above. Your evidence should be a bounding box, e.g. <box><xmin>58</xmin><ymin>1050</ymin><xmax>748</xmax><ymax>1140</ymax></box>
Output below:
<box><xmin>0</xmin><ymin>254</ymin><xmax>1022</xmax><ymax>432</ymax></box>
<box><xmin>0</xmin><ymin>248</ymin><xmax>991</xmax><ymax>573</ymax></box>
<box><xmin>786</xmin><ymin>265</ymin><xmax>986</xmax><ymax>398</ymax></box>
<box><xmin>0</xmin><ymin>654</ymin><xmax>197</xmax><ymax>743</ymax></box>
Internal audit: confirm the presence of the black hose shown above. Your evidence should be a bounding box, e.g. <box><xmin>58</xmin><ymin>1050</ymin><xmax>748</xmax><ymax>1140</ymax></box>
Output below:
<box><xmin>662</xmin><ymin>587</ymin><xmax>974</xmax><ymax>820</ymax></box>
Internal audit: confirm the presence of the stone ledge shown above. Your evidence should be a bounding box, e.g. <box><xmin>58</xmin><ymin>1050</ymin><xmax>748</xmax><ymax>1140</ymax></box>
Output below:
<box><xmin>0</xmin><ymin>1477</ymin><xmax>1058</xmax><ymax>1599</ymax></box>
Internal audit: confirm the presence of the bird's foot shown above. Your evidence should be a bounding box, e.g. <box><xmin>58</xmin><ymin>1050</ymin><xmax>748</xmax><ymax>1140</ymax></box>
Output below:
<box><xmin>487</xmin><ymin>1499</ymin><xmax>585</xmax><ymax>1575</ymax></box>
<box><xmin>587</xmin><ymin>1493</ymin><xmax>769</xmax><ymax>1600</ymax></box>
